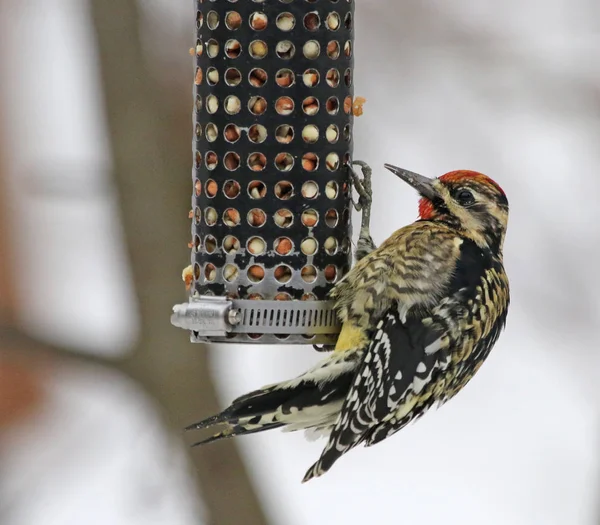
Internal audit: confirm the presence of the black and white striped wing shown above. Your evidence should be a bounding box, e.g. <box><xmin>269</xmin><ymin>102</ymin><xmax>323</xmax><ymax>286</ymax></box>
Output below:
<box><xmin>302</xmin><ymin>310</ymin><xmax>449</xmax><ymax>482</ymax></box>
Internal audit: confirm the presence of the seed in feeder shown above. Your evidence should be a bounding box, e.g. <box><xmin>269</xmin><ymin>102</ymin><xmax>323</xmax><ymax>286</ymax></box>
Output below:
<box><xmin>276</xmin><ymin>69</ymin><xmax>294</xmax><ymax>87</ymax></box>
<box><xmin>303</xmin><ymin>40</ymin><xmax>320</xmax><ymax>59</ymax></box>
<box><xmin>194</xmin><ymin>206</ymin><xmax>201</xmax><ymax>224</ymax></box>
<box><xmin>248</xmin><ymin>68</ymin><xmax>267</xmax><ymax>87</ymax></box>
<box><xmin>274</xmin><ymin>181</ymin><xmax>294</xmax><ymax>200</ymax></box>
<box><xmin>204</xmin><ymin>235</ymin><xmax>217</xmax><ymax>253</ymax></box>
<box><xmin>205</xmin><ymin>264</ymin><xmax>217</xmax><ymax>282</ymax></box>
<box><xmin>206</xmin><ymin>95</ymin><xmax>218</xmax><ymax>114</ymax></box>
<box><xmin>326</xmin><ymin>69</ymin><xmax>340</xmax><ymax>88</ymax></box>
<box><xmin>247</xmin><ymin>265</ymin><xmax>265</xmax><ymax>283</ymax></box>
<box><xmin>324</xmin><ymin>236</ymin><xmax>338</xmax><ymax>254</ymax></box>
<box><xmin>194</xmin><ymin>68</ymin><xmax>203</xmax><ymax>85</ymax></box>
<box><xmin>225</xmin><ymin>68</ymin><xmax>242</xmax><ymax>87</ymax></box>
<box><xmin>248</xmin><ymin>96</ymin><xmax>267</xmax><ymax>115</ymax></box>
<box><xmin>225</xmin><ymin>11</ymin><xmax>242</xmax><ymax>30</ymax></box>
<box><xmin>248</xmin><ymin>152</ymin><xmax>266</xmax><ymax>171</ymax></box>
<box><xmin>343</xmin><ymin>152</ymin><xmax>351</xmax><ymax>167</ymax></box>
<box><xmin>323</xmin><ymin>98</ymin><xmax>338</xmax><ymax>117</ymax></box>
<box><xmin>274</xmin><ymin>265</ymin><xmax>292</xmax><ymax>283</ymax></box>
<box><xmin>224</xmin><ymin>124</ymin><xmax>240</xmax><ymax>143</ymax></box>
<box><xmin>302</xmin><ymin>152</ymin><xmax>318</xmax><ymax>172</ymax></box>
<box><xmin>196</xmin><ymin>11</ymin><xmax>204</xmax><ymax>28</ymax></box>
<box><xmin>353</xmin><ymin>96</ymin><xmax>367</xmax><ymax>116</ymax></box>
<box><xmin>222</xmin><ymin>265</ymin><xmax>240</xmax><ymax>284</ymax></box>
<box><xmin>223</xmin><ymin>264</ymin><xmax>240</xmax><ymax>283</ymax></box>
<box><xmin>247</xmin><ymin>236</ymin><xmax>266</xmax><ymax>255</ymax></box>
<box><xmin>192</xmin><ymin>263</ymin><xmax>201</xmax><ymax>283</ymax></box>
<box><xmin>195</xmin><ymin>151</ymin><xmax>202</xmax><ymax>168</ymax></box>
<box><xmin>276</xmin><ymin>12</ymin><xmax>295</xmax><ymax>31</ymax></box>
<box><xmin>343</xmin><ymin>124</ymin><xmax>351</xmax><ymax>141</ymax></box>
<box><xmin>247</xmin><ymin>293</ymin><xmax>264</xmax><ymax>301</ymax></box>
<box><xmin>195</xmin><ymin>95</ymin><xmax>202</xmax><ymax>112</ymax></box>
<box><xmin>344</xmin><ymin>68</ymin><xmax>352</xmax><ymax>87</ymax></box>
<box><xmin>344</xmin><ymin>40</ymin><xmax>352</xmax><ymax>57</ymax></box>
<box><xmin>325</xmin><ymin>209</ymin><xmax>338</xmax><ymax>227</ymax></box>
<box><xmin>304</xmin><ymin>12</ymin><xmax>320</xmax><ymax>31</ymax></box>
<box><xmin>224</xmin><ymin>96</ymin><xmax>240</xmax><ymax>115</ymax></box>
<box><xmin>206</xmin><ymin>151</ymin><xmax>218</xmax><ymax>170</ymax></box>
<box><xmin>303</xmin><ymin>69</ymin><xmax>319</xmax><ymax>87</ymax></box>
<box><xmin>195</xmin><ymin>41</ymin><xmax>203</xmax><ymax>56</ymax></box>
<box><xmin>248</xmin><ymin>208</ymin><xmax>266</xmax><ymax>227</ymax></box>
<box><xmin>327</xmin><ymin>40</ymin><xmax>340</xmax><ymax>59</ymax></box>
<box><xmin>302</xmin><ymin>97</ymin><xmax>319</xmax><ymax>116</ymax></box>
<box><xmin>205</xmin><ymin>207</ymin><xmax>217</xmax><ymax>226</ymax></box>
<box><xmin>207</xmin><ymin>68</ymin><xmax>219</xmax><ymax>85</ymax></box>
<box><xmin>207</xmin><ymin>11</ymin><xmax>219</xmax><ymax>29</ymax></box>
<box><xmin>274</xmin><ymin>237</ymin><xmax>293</xmax><ymax>255</ymax></box>
<box><xmin>225</xmin><ymin>39</ymin><xmax>241</xmax><ymax>58</ymax></box>
<box><xmin>248</xmin><ymin>181</ymin><xmax>266</xmax><ymax>199</ymax></box>
<box><xmin>326</xmin><ymin>125</ymin><xmax>339</xmax><ymax>143</ymax></box>
<box><xmin>207</xmin><ymin>39</ymin><xmax>219</xmax><ymax>58</ymax></box>
<box><xmin>224</xmin><ymin>152</ymin><xmax>240</xmax><ymax>171</ymax></box>
<box><xmin>302</xmin><ymin>181</ymin><xmax>319</xmax><ymax>200</ymax></box>
<box><xmin>249</xmin><ymin>40</ymin><xmax>267</xmax><ymax>59</ymax></box>
<box><xmin>248</xmin><ymin>124</ymin><xmax>267</xmax><ymax>143</ymax></box>
<box><xmin>324</xmin><ymin>264</ymin><xmax>337</xmax><ymax>282</ymax></box>
<box><xmin>275</xmin><ymin>292</ymin><xmax>292</xmax><ymax>301</ymax></box>
<box><xmin>326</xmin><ymin>152</ymin><xmax>340</xmax><ymax>171</ymax></box>
<box><xmin>250</xmin><ymin>12</ymin><xmax>268</xmax><ymax>30</ymax></box>
<box><xmin>302</xmin><ymin>293</ymin><xmax>317</xmax><ymax>301</ymax></box>
<box><xmin>325</xmin><ymin>180</ymin><xmax>338</xmax><ymax>199</ymax></box>
<box><xmin>344</xmin><ymin>96</ymin><xmax>352</xmax><ymax>114</ymax></box>
<box><xmin>194</xmin><ymin>179</ymin><xmax>202</xmax><ymax>196</ymax></box>
<box><xmin>326</xmin><ymin>12</ymin><xmax>340</xmax><ymax>30</ymax></box>
<box><xmin>206</xmin><ymin>179</ymin><xmax>217</xmax><ymax>197</ymax></box>
<box><xmin>301</xmin><ymin>265</ymin><xmax>317</xmax><ymax>283</ymax></box>
<box><xmin>275</xmin><ymin>125</ymin><xmax>294</xmax><ymax>144</ymax></box>
<box><xmin>223</xmin><ymin>208</ymin><xmax>241</xmax><ymax>227</ymax></box>
<box><xmin>302</xmin><ymin>209</ymin><xmax>318</xmax><ymax>227</ymax></box>
<box><xmin>195</xmin><ymin>124</ymin><xmax>203</xmax><ymax>140</ymax></box>
<box><xmin>275</xmin><ymin>96</ymin><xmax>294</xmax><ymax>116</ymax></box>
<box><xmin>302</xmin><ymin>125</ymin><xmax>319</xmax><ymax>144</ymax></box>
<box><xmin>275</xmin><ymin>40</ymin><xmax>295</xmax><ymax>60</ymax></box>
<box><xmin>275</xmin><ymin>152</ymin><xmax>294</xmax><ymax>171</ymax></box>
<box><xmin>223</xmin><ymin>180</ymin><xmax>240</xmax><ymax>198</ymax></box>
<box><xmin>205</xmin><ymin>123</ymin><xmax>217</xmax><ymax>142</ymax></box>
<box><xmin>344</xmin><ymin>12</ymin><xmax>352</xmax><ymax>29</ymax></box>
<box><xmin>274</xmin><ymin>209</ymin><xmax>293</xmax><ymax>228</ymax></box>
<box><xmin>301</xmin><ymin>237</ymin><xmax>318</xmax><ymax>255</ymax></box>
<box><xmin>223</xmin><ymin>235</ymin><xmax>240</xmax><ymax>254</ymax></box>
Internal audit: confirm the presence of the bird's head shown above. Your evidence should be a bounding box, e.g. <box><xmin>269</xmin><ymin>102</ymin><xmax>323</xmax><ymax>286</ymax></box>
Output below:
<box><xmin>384</xmin><ymin>164</ymin><xmax>509</xmax><ymax>254</ymax></box>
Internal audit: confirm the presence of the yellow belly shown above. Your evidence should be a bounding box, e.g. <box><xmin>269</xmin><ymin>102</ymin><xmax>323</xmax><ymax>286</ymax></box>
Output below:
<box><xmin>335</xmin><ymin>322</ymin><xmax>368</xmax><ymax>352</ymax></box>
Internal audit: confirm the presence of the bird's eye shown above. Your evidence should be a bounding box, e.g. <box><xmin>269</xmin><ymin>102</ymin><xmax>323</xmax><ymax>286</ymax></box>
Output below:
<box><xmin>456</xmin><ymin>189</ymin><xmax>475</xmax><ymax>206</ymax></box>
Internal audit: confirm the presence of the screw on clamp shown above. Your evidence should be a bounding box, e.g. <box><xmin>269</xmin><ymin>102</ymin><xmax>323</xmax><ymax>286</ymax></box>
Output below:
<box><xmin>171</xmin><ymin>296</ymin><xmax>240</xmax><ymax>338</ymax></box>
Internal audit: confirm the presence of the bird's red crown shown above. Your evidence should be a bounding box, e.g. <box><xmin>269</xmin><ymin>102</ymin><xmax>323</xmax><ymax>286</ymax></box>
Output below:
<box><xmin>418</xmin><ymin>170</ymin><xmax>505</xmax><ymax>220</ymax></box>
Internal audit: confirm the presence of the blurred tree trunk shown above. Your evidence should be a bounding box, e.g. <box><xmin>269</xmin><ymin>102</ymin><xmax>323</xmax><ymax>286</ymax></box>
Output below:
<box><xmin>88</xmin><ymin>1</ymin><xmax>268</xmax><ymax>524</ymax></box>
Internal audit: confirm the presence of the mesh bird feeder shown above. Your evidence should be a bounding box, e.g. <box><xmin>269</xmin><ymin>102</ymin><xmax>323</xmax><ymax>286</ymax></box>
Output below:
<box><xmin>171</xmin><ymin>0</ymin><xmax>356</xmax><ymax>344</ymax></box>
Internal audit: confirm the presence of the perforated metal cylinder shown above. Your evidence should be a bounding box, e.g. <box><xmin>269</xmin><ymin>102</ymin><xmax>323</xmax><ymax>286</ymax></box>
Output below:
<box><xmin>191</xmin><ymin>0</ymin><xmax>355</xmax><ymax>344</ymax></box>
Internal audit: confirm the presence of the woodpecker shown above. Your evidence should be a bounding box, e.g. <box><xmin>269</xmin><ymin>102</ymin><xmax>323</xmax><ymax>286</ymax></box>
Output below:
<box><xmin>186</xmin><ymin>162</ymin><xmax>510</xmax><ymax>483</ymax></box>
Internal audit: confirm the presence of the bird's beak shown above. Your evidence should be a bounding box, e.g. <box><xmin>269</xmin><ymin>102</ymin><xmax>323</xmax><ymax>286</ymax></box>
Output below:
<box><xmin>384</xmin><ymin>164</ymin><xmax>438</xmax><ymax>200</ymax></box>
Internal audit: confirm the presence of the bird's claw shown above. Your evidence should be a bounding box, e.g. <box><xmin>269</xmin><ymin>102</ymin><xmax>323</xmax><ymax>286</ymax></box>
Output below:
<box><xmin>348</xmin><ymin>160</ymin><xmax>376</xmax><ymax>261</ymax></box>
<box><xmin>350</xmin><ymin>160</ymin><xmax>372</xmax><ymax>212</ymax></box>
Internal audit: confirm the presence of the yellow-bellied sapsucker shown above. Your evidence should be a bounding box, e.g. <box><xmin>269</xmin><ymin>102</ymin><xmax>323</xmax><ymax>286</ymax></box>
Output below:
<box><xmin>186</xmin><ymin>162</ymin><xmax>510</xmax><ymax>483</ymax></box>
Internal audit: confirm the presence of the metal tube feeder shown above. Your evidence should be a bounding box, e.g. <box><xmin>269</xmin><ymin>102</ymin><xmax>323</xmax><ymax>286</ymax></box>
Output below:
<box><xmin>172</xmin><ymin>0</ymin><xmax>356</xmax><ymax>344</ymax></box>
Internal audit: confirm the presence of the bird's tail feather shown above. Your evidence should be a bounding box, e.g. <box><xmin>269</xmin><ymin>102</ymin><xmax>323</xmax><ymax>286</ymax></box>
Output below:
<box><xmin>186</xmin><ymin>351</ymin><xmax>360</xmax><ymax>444</ymax></box>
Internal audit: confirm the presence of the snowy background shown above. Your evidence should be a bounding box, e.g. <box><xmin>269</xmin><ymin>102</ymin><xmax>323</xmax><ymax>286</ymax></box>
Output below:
<box><xmin>1</xmin><ymin>0</ymin><xmax>599</xmax><ymax>524</ymax></box>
